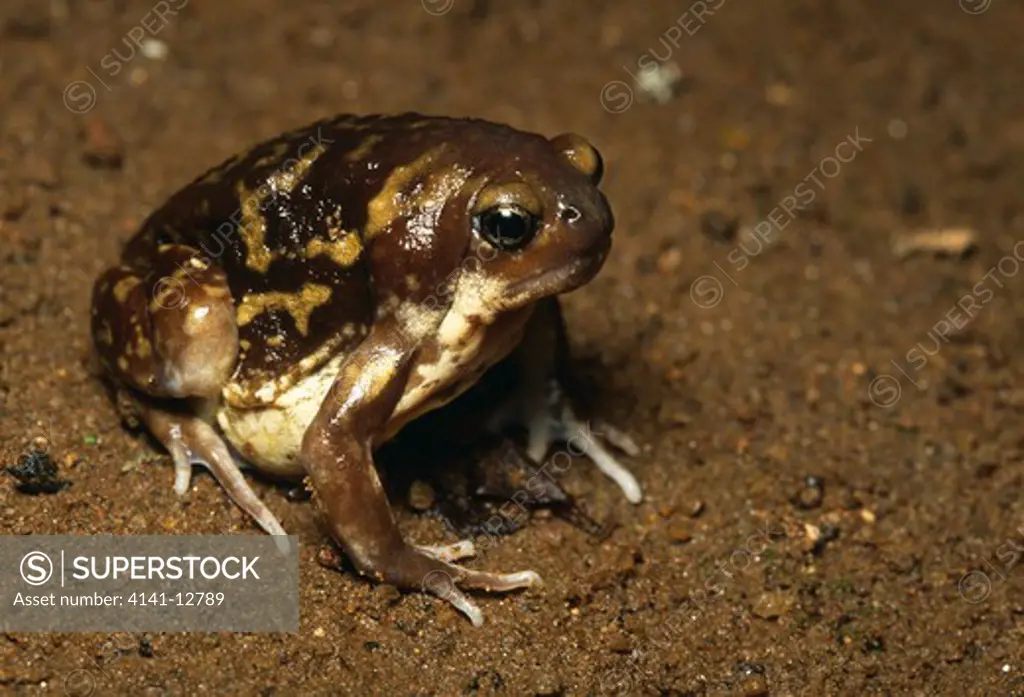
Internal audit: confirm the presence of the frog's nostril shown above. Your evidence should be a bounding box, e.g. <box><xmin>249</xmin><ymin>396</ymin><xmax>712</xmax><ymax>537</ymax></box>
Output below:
<box><xmin>559</xmin><ymin>205</ymin><xmax>581</xmax><ymax>224</ymax></box>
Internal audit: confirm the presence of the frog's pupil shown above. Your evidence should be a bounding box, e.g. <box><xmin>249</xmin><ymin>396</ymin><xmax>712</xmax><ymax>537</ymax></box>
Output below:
<box><xmin>480</xmin><ymin>206</ymin><xmax>536</xmax><ymax>250</ymax></box>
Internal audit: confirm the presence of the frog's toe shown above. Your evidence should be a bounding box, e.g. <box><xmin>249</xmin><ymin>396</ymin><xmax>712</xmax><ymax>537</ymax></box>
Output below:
<box><xmin>417</xmin><ymin>539</ymin><xmax>476</xmax><ymax>563</ymax></box>
<box><xmin>570</xmin><ymin>425</ymin><xmax>643</xmax><ymax>504</ymax></box>
<box><xmin>168</xmin><ymin>438</ymin><xmax>194</xmax><ymax>496</ymax></box>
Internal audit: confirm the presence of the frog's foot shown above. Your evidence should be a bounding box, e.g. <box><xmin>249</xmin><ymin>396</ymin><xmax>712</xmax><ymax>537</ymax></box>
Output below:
<box><xmin>318</xmin><ymin>537</ymin><xmax>540</xmax><ymax>627</ymax></box>
<box><xmin>141</xmin><ymin>405</ymin><xmax>290</xmax><ymax>552</ymax></box>
<box><xmin>491</xmin><ymin>380</ymin><xmax>643</xmax><ymax>504</ymax></box>
<box><xmin>416</xmin><ymin>539</ymin><xmax>542</xmax><ymax>625</ymax></box>
<box><xmin>415</xmin><ymin>551</ymin><xmax>542</xmax><ymax>628</ymax></box>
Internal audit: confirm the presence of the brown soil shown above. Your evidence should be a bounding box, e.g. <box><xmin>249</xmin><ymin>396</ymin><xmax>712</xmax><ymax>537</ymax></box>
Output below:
<box><xmin>2</xmin><ymin>0</ymin><xmax>1022</xmax><ymax>694</ymax></box>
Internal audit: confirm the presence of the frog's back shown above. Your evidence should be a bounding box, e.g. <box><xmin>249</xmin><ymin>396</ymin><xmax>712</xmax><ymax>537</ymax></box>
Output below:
<box><xmin>119</xmin><ymin>113</ymin><xmax>525</xmax><ymax>407</ymax></box>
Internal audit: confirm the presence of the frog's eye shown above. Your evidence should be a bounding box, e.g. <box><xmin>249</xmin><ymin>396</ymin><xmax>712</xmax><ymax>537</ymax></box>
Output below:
<box><xmin>473</xmin><ymin>204</ymin><xmax>540</xmax><ymax>251</ymax></box>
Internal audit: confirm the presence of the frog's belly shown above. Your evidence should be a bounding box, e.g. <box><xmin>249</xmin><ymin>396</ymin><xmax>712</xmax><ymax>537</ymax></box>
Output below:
<box><xmin>216</xmin><ymin>306</ymin><xmax>533</xmax><ymax>477</ymax></box>
<box><xmin>217</xmin><ymin>352</ymin><xmax>345</xmax><ymax>477</ymax></box>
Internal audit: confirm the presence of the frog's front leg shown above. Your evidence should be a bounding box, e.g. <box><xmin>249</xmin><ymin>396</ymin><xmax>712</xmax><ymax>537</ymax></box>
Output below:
<box><xmin>489</xmin><ymin>297</ymin><xmax>643</xmax><ymax>503</ymax></box>
<box><xmin>302</xmin><ymin>321</ymin><xmax>541</xmax><ymax>627</ymax></box>
<box><xmin>91</xmin><ymin>244</ymin><xmax>288</xmax><ymax>545</ymax></box>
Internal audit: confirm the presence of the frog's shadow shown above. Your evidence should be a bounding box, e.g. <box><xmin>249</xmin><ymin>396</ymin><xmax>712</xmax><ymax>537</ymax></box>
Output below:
<box><xmin>377</xmin><ymin>343</ymin><xmax>651</xmax><ymax>541</ymax></box>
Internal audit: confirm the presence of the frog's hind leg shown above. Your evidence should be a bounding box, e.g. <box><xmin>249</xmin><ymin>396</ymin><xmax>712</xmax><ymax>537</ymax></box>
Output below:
<box><xmin>140</xmin><ymin>404</ymin><xmax>289</xmax><ymax>550</ymax></box>
<box><xmin>487</xmin><ymin>297</ymin><xmax>643</xmax><ymax>504</ymax></box>
<box><xmin>92</xmin><ymin>245</ymin><xmax>288</xmax><ymax>547</ymax></box>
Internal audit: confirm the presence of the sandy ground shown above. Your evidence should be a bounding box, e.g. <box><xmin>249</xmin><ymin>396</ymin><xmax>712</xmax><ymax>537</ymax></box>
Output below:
<box><xmin>3</xmin><ymin>0</ymin><xmax>1024</xmax><ymax>694</ymax></box>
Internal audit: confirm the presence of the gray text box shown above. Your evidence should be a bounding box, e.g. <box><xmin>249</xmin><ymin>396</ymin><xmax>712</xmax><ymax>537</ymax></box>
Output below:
<box><xmin>0</xmin><ymin>535</ymin><xmax>298</xmax><ymax>632</ymax></box>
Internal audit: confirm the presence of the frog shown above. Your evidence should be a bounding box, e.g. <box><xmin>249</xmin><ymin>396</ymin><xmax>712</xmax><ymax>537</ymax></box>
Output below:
<box><xmin>90</xmin><ymin>112</ymin><xmax>642</xmax><ymax>626</ymax></box>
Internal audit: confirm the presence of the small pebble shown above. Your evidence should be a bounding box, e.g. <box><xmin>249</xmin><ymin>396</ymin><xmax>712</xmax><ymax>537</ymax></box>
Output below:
<box><xmin>752</xmin><ymin>590</ymin><xmax>795</xmax><ymax>619</ymax></box>
<box><xmin>891</xmin><ymin>227</ymin><xmax>977</xmax><ymax>259</ymax></box>
<box><xmin>863</xmin><ymin>636</ymin><xmax>885</xmax><ymax>653</ymax></box>
<box><xmin>735</xmin><ymin>662</ymin><xmax>768</xmax><ymax>697</ymax></box>
<box><xmin>700</xmin><ymin>210</ymin><xmax>738</xmax><ymax>243</ymax></box>
<box><xmin>81</xmin><ymin>118</ymin><xmax>124</xmax><ymax>170</ymax></box>
<box><xmin>688</xmin><ymin>500</ymin><xmax>705</xmax><ymax>518</ymax></box>
<box><xmin>792</xmin><ymin>475</ymin><xmax>825</xmax><ymax>510</ymax></box>
<box><xmin>2</xmin><ymin>190</ymin><xmax>28</xmax><ymax>221</ymax></box>
<box><xmin>408</xmin><ymin>480</ymin><xmax>435</xmax><ymax>511</ymax></box>
<box><xmin>140</xmin><ymin>38</ymin><xmax>168</xmax><ymax>60</ymax></box>
<box><xmin>656</xmin><ymin>247</ymin><xmax>682</xmax><ymax>274</ymax></box>
<box><xmin>606</xmin><ymin>636</ymin><xmax>631</xmax><ymax>653</ymax></box>
<box><xmin>22</xmin><ymin>155</ymin><xmax>59</xmax><ymax>188</ymax></box>
<box><xmin>635</xmin><ymin>62</ymin><xmax>683</xmax><ymax>104</ymax></box>
<box><xmin>765</xmin><ymin>82</ymin><xmax>792</xmax><ymax>106</ymax></box>
<box><xmin>312</xmin><ymin>627</ymin><xmax>325</xmax><ymax>638</ymax></box>
<box><xmin>667</xmin><ymin>523</ymin><xmax>693</xmax><ymax>544</ymax></box>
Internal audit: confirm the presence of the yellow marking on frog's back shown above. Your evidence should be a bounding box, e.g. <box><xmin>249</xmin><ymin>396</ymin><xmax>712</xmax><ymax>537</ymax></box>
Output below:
<box><xmin>236</xmin><ymin>282</ymin><xmax>332</xmax><ymax>336</ymax></box>
<box><xmin>302</xmin><ymin>203</ymin><xmax>363</xmax><ymax>268</ymax></box>
<box><xmin>344</xmin><ymin>134</ymin><xmax>384</xmax><ymax>162</ymax></box>
<box><xmin>305</xmin><ymin>234</ymin><xmax>363</xmax><ymax>267</ymax></box>
<box><xmin>112</xmin><ymin>276</ymin><xmax>140</xmax><ymax>303</ymax></box>
<box><xmin>238</xmin><ymin>143</ymin><xmax>328</xmax><ymax>273</ymax></box>
<box><xmin>364</xmin><ymin>145</ymin><xmax>448</xmax><ymax>239</ymax></box>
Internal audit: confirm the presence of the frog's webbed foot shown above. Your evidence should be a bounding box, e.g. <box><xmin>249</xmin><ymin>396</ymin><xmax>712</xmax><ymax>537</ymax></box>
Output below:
<box><xmin>142</xmin><ymin>405</ymin><xmax>290</xmax><ymax>553</ymax></box>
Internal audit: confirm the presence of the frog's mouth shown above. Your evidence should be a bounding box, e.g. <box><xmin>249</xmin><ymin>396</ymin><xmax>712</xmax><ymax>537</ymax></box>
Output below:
<box><xmin>503</xmin><ymin>247</ymin><xmax>608</xmax><ymax>305</ymax></box>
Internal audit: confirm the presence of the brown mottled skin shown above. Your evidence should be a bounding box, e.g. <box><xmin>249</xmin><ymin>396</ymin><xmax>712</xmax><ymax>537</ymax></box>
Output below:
<box><xmin>90</xmin><ymin>113</ymin><xmax>641</xmax><ymax>626</ymax></box>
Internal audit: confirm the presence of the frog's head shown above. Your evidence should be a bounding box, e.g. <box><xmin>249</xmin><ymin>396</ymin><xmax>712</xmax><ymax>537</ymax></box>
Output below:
<box><xmin>458</xmin><ymin>131</ymin><xmax>615</xmax><ymax>312</ymax></box>
<box><xmin>362</xmin><ymin>119</ymin><xmax>613</xmax><ymax>322</ymax></box>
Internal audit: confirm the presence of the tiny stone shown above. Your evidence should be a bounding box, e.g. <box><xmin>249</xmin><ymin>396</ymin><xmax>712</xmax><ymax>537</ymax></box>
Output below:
<box><xmin>888</xmin><ymin>119</ymin><xmax>908</xmax><ymax>139</ymax></box>
<box><xmin>765</xmin><ymin>443</ymin><xmax>789</xmax><ymax>463</ymax></box>
<box><xmin>22</xmin><ymin>155</ymin><xmax>59</xmax><ymax>188</ymax></box>
<box><xmin>81</xmin><ymin>118</ymin><xmax>124</xmax><ymax>170</ymax></box>
<box><xmin>408</xmin><ymin>480</ymin><xmax>435</xmax><ymax>511</ymax></box>
<box><xmin>752</xmin><ymin>590</ymin><xmax>795</xmax><ymax>619</ymax></box>
<box><xmin>688</xmin><ymin>500</ymin><xmax>706</xmax><ymax>518</ymax></box>
<box><xmin>765</xmin><ymin>82</ymin><xmax>792</xmax><ymax>106</ymax></box>
<box><xmin>700</xmin><ymin>210</ymin><xmax>738</xmax><ymax>243</ymax></box>
<box><xmin>667</xmin><ymin>523</ymin><xmax>693</xmax><ymax>544</ymax></box>
<box><xmin>607</xmin><ymin>636</ymin><xmax>631</xmax><ymax>653</ymax></box>
<box><xmin>140</xmin><ymin>38</ymin><xmax>168</xmax><ymax>60</ymax></box>
<box><xmin>657</xmin><ymin>247</ymin><xmax>682</xmax><ymax>274</ymax></box>
<box><xmin>792</xmin><ymin>475</ymin><xmax>825</xmax><ymax>510</ymax></box>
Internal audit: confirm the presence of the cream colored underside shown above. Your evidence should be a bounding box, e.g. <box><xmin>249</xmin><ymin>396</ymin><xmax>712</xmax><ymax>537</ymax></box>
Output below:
<box><xmin>216</xmin><ymin>275</ymin><xmax>531</xmax><ymax>478</ymax></box>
